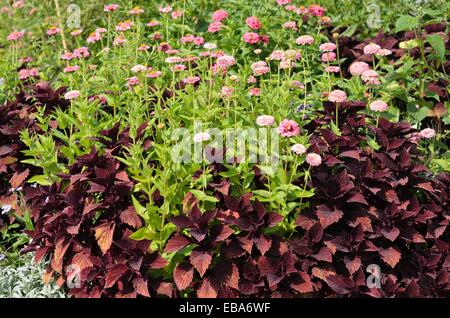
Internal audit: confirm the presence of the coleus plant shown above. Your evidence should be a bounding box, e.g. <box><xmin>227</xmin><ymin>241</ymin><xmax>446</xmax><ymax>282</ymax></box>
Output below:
<box><xmin>291</xmin><ymin>100</ymin><xmax>450</xmax><ymax>297</ymax></box>
<box><xmin>22</xmin><ymin>148</ymin><xmax>171</xmax><ymax>298</ymax></box>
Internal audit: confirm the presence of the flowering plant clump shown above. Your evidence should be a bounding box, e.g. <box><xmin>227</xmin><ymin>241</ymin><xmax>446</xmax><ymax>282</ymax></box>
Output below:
<box><xmin>0</xmin><ymin>0</ymin><xmax>448</xmax><ymax>299</ymax></box>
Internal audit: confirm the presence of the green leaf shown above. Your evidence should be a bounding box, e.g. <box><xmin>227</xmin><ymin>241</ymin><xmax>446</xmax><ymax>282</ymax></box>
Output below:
<box><xmin>367</xmin><ymin>136</ymin><xmax>381</xmax><ymax>151</ymax></box>
<box><xmin>129</xmin><ymin>227</ymin><xmax>154</xmax><ymax>241</ymax></box>
<box><xmin>27</xmin><ymin>175</ymin><xmax>53</xmax><ymax>186</ymax></box>
<box><xmin>190</xmin><ymin>189</ymin><xmax>219</xmax><ymax>202</ymax></box>
<box><xmin>427</xmin><ymin>34</ymin><xmax>445</xmax><ymax>61</ymax></box>
<box><xmin>395</xmin><ymin>15</ymin><xmax>419</xmax><ymax>33</ymax></box>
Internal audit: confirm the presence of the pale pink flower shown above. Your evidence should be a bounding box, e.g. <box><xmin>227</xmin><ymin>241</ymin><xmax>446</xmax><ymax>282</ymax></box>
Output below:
<box><xmin>247</xmin><ymin>75</ymin><xmax>257</xmax><ymax>84</ymax></box>
<box><xmin>217</xmin><ymin>55</ymin><xmax>236</xmax><ymax>67</ymax></box>
<box><xmin>12</xmin><ymin>0</ymin><xmax>25</xmax><ymax>8</ymax></box>
<box><xmin>18</xmin><ymin>68</ymin><xmax>39</xmax><ymax>80</ymax></box>
<box><xmin>165</xmin><ymin>56</ymin><xmax>183</xmax><ymax>63</ymax></box>
<box><xmin>64</xmin><ymin>90</ymin><xmax>80</xmax><ymax>100</ymax></box>
<box><xmin>138</xmin><ymin>44</ymin><xmax>150</xmax><ymax>51</ymax></box>
<box><xmin>361</xmin><ymin>70</ymin><xmax>380</xmax><ymax>85</ymax></box>
<box><xmin>87</xmin><ymin>32</ymin><xmax>101</xmax><ymax>43</ymax></box>
<box><xmin>280</xmin><ymin>59</ymin><xmax>294</xmax><ymax>69</ymax></box>
<box><xmin>249</xmin><ymin>87</ymin><xmax>261</xmax><ymax>96</ymax></box>
<box><xmin>129</xmin><ymin>6</ymin><xmax>144</xmax><ymax>15</ymax></box>
<box><xmin>284</xmin><ymin>49</ymin><xmax>301</xmax><ymax>60</ymax></box>
<box><xmin>172</xmin><ymin>64</ymin><xmax>186</xmax><ymax>72</ymax></box>
<box><xmin>325</xmin><ymin>66</ymin><xmax>340</xmax><ymax>73</ymax></box>
<box><xmin>104</xmin><ymin>4</ymin><xmax>119</xmax><ymax>12</ymax></box>
<box><xmin>256</xmin><ymin>115</ymin><xmax>274</xmax><ymax>126</ymax></box>
<box><xmin>306</xmin><ymin>153</ymin><xmax>322</xmax><ymax>166</ymax></box>
<box><xmin>291</xmin><ymin>144</ymin><xmax>306</xmax><ymax>155</ymax></box>
<box><xmin>183</xmin><ymin>76</ymin><xmax>200</xmax><ymax>84</ymax></box>
<box><xmin>204</xmin><ymin>42</ymin><xmax>217</xmax><ymax>50</ymax></box>
<box><xmin>349</xmin><ymin>61</ymin><xmax>370</xmax><ymax>76</ymax></box>
<box><xmin>246</xmin><ymin>16</ymin><xmax>262</xmax><ymax>30</ymax></box>
<box><xmin>221</xmin><ymin>86</ymin><xmax>234</xmax><ymax>98</ymax></box>
<box><xmin>70</xmin><ymin>29</ymin><xmax>83</xmax><ymax>36</ymax></box>
<box><xmin>171</xmin><ymin>10</ymin><xmax>183</xmax><ymax>19</ymax></box>
<box><xmin>419</xmin><ymin>128</ymin><xmax>436</xmax><ymax>139</ymax></box>
<box><xmin>251</xmin><ymin>61</ymin><xmax>270</xmax><ymax>76</ymax></box>
<box><xmin>296</xmin><ymin>35</ymin><xmax>314</xmax><ymax>45</ymax></box>
<box><xmin>7</xmin><ymin>31</ymin><xmax>24</xmax><ymax>41</ymax></box>
<box><xmin>319</xmin><ymin>42</ymin><xmax>336</xmax><ymax>52</ymax></box>
<box><xmin>113</xmin><ymin>35</ymin><xmax>126</xmax><ymax>46</ymax></box>
<box><xmin>46</xmin><ymin>26</ymin><xmax>61</xmax><ymax>36</ymax></box>
<box><xmin>377</xmin><ymin>49</ymin><xmax>392</xmax><ymax>56</ymax></box>
<box><xmin>194</xmin><ymin>37</ymin><xmax>205</xmax><ymax>46</ymax></box>
<box><xmin>278</xmin><ymin>119</ymin><xmax>300</xmax><ymax>137</ymax></box>
<box><xmin>131</xmin><ymin>64</ymin><xmax>147</xmax><ymax>73</ymax></box>
<box><xmin>243</xmin><ymin>32</ymin><xmax>260</xmax><ymax>44</ymax></box>
<box><xmin>328</xmin><ymin>90</ymin><xmax>347</xmax><ymax>103</ymax></box>
<box><xmin>96</xmin><ymin>28</ymin><xmax>107</xmax><ymax>34</ymax></box>
<box><xmin>126</xmin><ymin>76</ymin><xmax>140</xmax><ymax>88</ymax></box>
<box><xmin>321</xmin><ymin>52</ymin><xmax>336</xmax><ymax>62</ymax></box>
<box><xmin>147</xmin><ymin>70</ymin><xmax>162</xmax><ymax>78</ymax></box>
<box><xmin>283</xmin><ymin>21</ymin><xmax>297</xmax><ymax>30</ymax></box>
<box><xmin>363</xmin><ymin>43</ymin><xmax>381</xmax><ymax>55</ymax></box>
<box><xmin>269</xmin><ymin>50</ymin><xmax>285</xmax><ymax>61</ymax></box>
<box><xmin>64</xmin><ymin>65</ymin><xmax>80</xmax><ymax>73</ymax></box>
<box><xmin>147</xmin><ymin>20</ymin><xmax>160</xmax><ymax>27</ymax></box>
<box><xmin>116</xmin><ymin>20</ymin><xmax>134</xmax><ymax>31</ymax></box>
<box><xmin>212</xmin><ymin>9</ymin><xmax>228</xmax><ymax>22</ymax></box>
<box><xmin>208</xmin><ymin>21</ymin><xmax>222</xmax><ymax>33</ymax></box>
<box><xmin>369</xmin><ymin>100</ymin><xmax>388</xmax><ymax>112</ymax></box>
<box><xmin>193</xmin><ymin>132</ymin><xmax>211</xmax><ymax>143</ymax></box>
<box><xmin>159</xmin><ymin>5</ymin><xmax>172</xmax><ymax>14</ymax></box>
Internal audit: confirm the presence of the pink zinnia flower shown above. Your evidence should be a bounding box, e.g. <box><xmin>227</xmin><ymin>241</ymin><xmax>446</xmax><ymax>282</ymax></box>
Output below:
<box><xmin>246</xmin><ymin>16</ymin><xmax>262</xmax><ymax>30</ymax></box>
<box><xmin>251</xmin><ymin>61</ymin><xmax>269</xmax><ymax>76</ymax></box>
<box><xmin>277</xmin><ymin>0</ymin><xmax>292</xmax><ymax>5</ymax></box>
<box><xmin>172</xmin><ymin>64</ymin><xmax>186</xmax><ymax>72</ymax></box>
<box><xmin>326</xmin><ymin>66</ymin><xmax>340</xmax><ymax>73</ymax></box>
<box><xmin>278</xmin><ymin>119</ymin><xmax>300</xmax><ymax>137</ymax></box>
<box><xmin>70</xmin><ymin>29</ymin><xmax>83</xmax><ymax>36</ymax></box>
<box><xmin>291</xmin><ymin>144</ymin><xmax>306</xmax><ymax>155</ymax></box>
<box><xmin>126</xmin><ymin>76</ymin><xmax>140</xmax><ymax>88</ymax></box>
<box><xmin>147</xmin><ymin>20</ymin><xmax>160</xmax><ymax>27</ymax></box>
<box><xmin>147</xmin><ymin>71</ymin><xmax>162</xmax><ymax>78</ymax></box>
<box><xmin>306</xmin><ymin>153</ymin><xmax>322</xmax><ymax>166</ymax></box>
<box><xmin>369</xmin><ymin>100</ymin><xmax>388</xmax><ymax>112</ymax></box>
<box><xmin>256</xmin><ymin>115</ymin><xmax>274</xmax><ymax>126</ymax></box>
<box><xmin>64</xmin><ymin>65</ymin><xmax>80</xmax><ymax>73</ymax></box>
<box><xmin>363</xmin><ymin>43</ymin><xmax>381</xmax><ymax>55</ymax></box>
<box><xmin>243</xmin><ymin>32</ymin><xmax>260</xmax><ymax>44</ymax></box>
<box><xmin>283</xmin><ymin>21</ymin><xmax>297</xmax><ymax>30</ymax></box>
<box><xmin>159</xmin><ymin>5</ymin><xmax>172</xmax><ymax>14</ymax></box>
<box><xmin>7</xmin><ymin>31</ymin><xmax>24</xmax><ymax>41</ymax></box>
<box><xmin>361</xmin><ymin>70</ymin><xmax>380</xmax><ymax>85</ymax></box>
<box><xmin>212</xmin><ymin>9</ymin><xmax>228</xmax><ymax>22</ymax></box>
<box><xmin>113</xmin><ymin>35</ymin><xmax>126</xmax><ymax>46</ymax></box>
<box><xmin>116</xmin><ymin>20</ymin><xmax>134</xmax><ymax>32</ymax></box>
<box><xmin>18</xmin><ymin>68</ymin><xmax>39</xmax><ymax>80</ymax></box>
<box><xmin>204</xmin><ymin>42</ymin><xmax>217</xmax><ymax>50</ymax></box>
<box><xmin>217</xmin><ymin>55</ymin><xmax>236</xmax><ymax>67</ymax></box>
<box><xmin>296</xmin><ymin>35</ymin><xmax>314</xmax><ymax>45</ymax></box>
<box><xmin>269</xmin><ymin>50</ymin><xmax>285</xmax><ymax>61</ymax></box>
<box><xmin>247</xmin><ymin>75</ymin><xmax>257</xmax><ymax>84</ymax></box>
<box><xmin>208</xmin><ymin>21</ymin><xmax>222</xmax><ymax>33</ymax></box>
<box><xmin>183</xmin><ymin>76</ymin><xmax>200</xmax><ymax>84</ymax></box>
<box><xmin>193</xmin><ymin>132</ymin><xmax>211</xmax><ymax>143</ymax></box>
<box><xmin>171</xmin><ymin>10</ymin><xmax>183</xmax><ymax>19</ymax></box>
<box><xmin>249</xmin><ymin>87</ymin><xmax>261</xmax><ymax>96</ymax></box>
<box><xmin>221</xmin><ymin>86</ymin><xmax>234</xmax><ymax>98</ymax></box>
<box><xmin>87</xmin><ymin>32</ymin><xmax>101</xmax><ymax>43</ymax></box>
<box><xmin>419</xmin><ymin>128</ymin><xmax>436</xmax><ymax>139</ymax></box>
<box><xmin>64</xmin><ymin>90</ymin><xmax>80</xmax><ymax>100</ymax></box>
<box><xmin>129</xmin><ymin>6</ymin><xmax>144</xmax><ymax>15</ymax></box>
<box><xmin>104</xmin><ymin>4</ymin><xmax>119</xmax><ymax>12</ymax></box>
<box><xmin>131</xmin><ymin>64</ymin><xmax>147</xmax><ymax>73</ymax></box>
<box><xmin>194</xmin><ymin>36</ymin><xmax>205</xmax><ymax>46</ymax></box>
<box><xmin>349</xmin><ymin>61</ymin><xmax>370</xmax><ymax>76</ymax></box>
<box><xmin>46</xmin><ymin>26</ymin><xmax>61</xmax><ymax>36</ymax></box>
<box><xmin>328</xmin><ymin>90</ymin><xmax>347</xmax><ymax>103</ymax></box>
<box><xmin>319</xmin><ymin>42</ymin><xmax>336</xmax><ymax>52</ymax></box>
<box><xmin>308</xmin><ymin>4</ymin><xmax>326</xmax><ymax>16</ymax></box>
<box><xmin>138</xmin><ymin>44</ymin><xmax>150</xmax><ymax>51</ymax></box>
<box><xmin>377</xmin><ymin>49</ymin><xmax>392</xmax><ymax>56</ymax></box>
<box><xmin>321</xmin><ymin>52</ymin><xmax>336</xmax><ymax>62</ymax></box>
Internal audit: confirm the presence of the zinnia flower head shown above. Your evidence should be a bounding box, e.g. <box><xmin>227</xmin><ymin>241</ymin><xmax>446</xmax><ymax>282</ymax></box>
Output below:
<box><xmin>208</xmin><ymin>21</ymin><xmax>223</xmax><ymax>33</ymax></box>
<box><xmin>193</xmin><ymin>132</ymin><xmax>211</xmax><ymax>143</ymax></box>
<box><xmin>104</xmin><ymin>4</ymin><xmax>119</xmax><ymax>12</ymax></box>
<box><xmin>369</xmin><ymin>100</ymin><xmax>388</xmax><ymax>112</ymax></box>
<box><xmin>308</xmin><ymin>4</ymin><xmax>326</xmax><ymax>16</ymax></box>
<box><xmin>7</xmin><ymin>31</ymin><xmax>24</xmax><ymax>41</ymax></box>
<box><xmin>126</xmin><ymin>76</ymin><xmax>140</xmax><ymax>88</ymax></box>
<box><xmin>377</xmin><ymin>49</ymin><xmax>392</xmax><ymax>56</ymax></box>
<box><xmin>131</xmin><ymin>64</ymin><xmax>147</xmax><ymax>73</ymax></box>
<box><xmin>243</xmin><ymin>32</ymin><xmax>260</xmax><ymax>44</ymax></box>
<box><xmin>361</xmin><ymin>70</ymin><xmax>380</xmax><ymax>85</ymax></box>
<box><xmin>217</xmin><ymin>55</ymin><xmax>236</xmax><ymax>67</ymax></box>
<box><xmin>159</xmin><ymin>5</ymin><xmax>172</xmax><ymax>14</ymax></box>
<box><xmin>204</xmin><ymin>42</ymin><xmax>217</xmax><ymax>50</ymax></box>
<box><xmin>419</xmin><ymin>128</ymin><xmax>436</xmax><ymax>139</ymax></box>
<box><xmin>296</xmin><ymin>35</ymin><xmax>314</xmax><ymax>45</ymax></box>
<box><xmin>64</xmin><ymin>90</ymin><xmax>80</xmax><ymax>100</ymax></box>
<box><xmin>183</xmin><ymin>76</ymin><xmax>200</xmax><ymax>84</ymax></box>
<box><xmin>249</xmin><ymin>87</ymin><xmax>261</xmax><ymax>96</ymax></box>
<box><xmin>220</xmin><ymin>86</ymin><xmax>234</xmax><ymax>98</ymax></box>
<box><xmin>321</xmin><ymin>52</ymin><xmax>336</xmax><ymax>62</ymax></box>
<box><xmin>246</xmin><ymin>16</ymin><xmax>262</xmax><ymax>30</ymax></box>
<box><xmin>306</xmin><ymin>153</ymin><xmax>322</xmax><ymax>166</ymax></box>
<box><xmin>278</xmin><ymin>119</ymin><xmax>300</xmax><ymax>137</ymax></box>
<box><xmin>256</xmin><ymin>115</ymin><xmax>274</xmax><ymax>126</ymax></box>
<box><xmin>283</xmin><ymin>21</ymin><xmax>297</xmax><ymax>30</ymax></box>
<box><xmin>349</xmin><ymin>61</ymin><xmax>370</xmax><ymax>76</ymax></box>
<box><xmin>269</xmin><ymin>50</ymin><xmax>285</xmax><ymax>61</ymax></box>
<box><xmin>291</xmin><ymin>144</ymin><xmax>306</xmax><ymax>155</ymax></box>
<box><xmin>363</xmin><ymin>43</ymin><xmax>381</xmax><ymax>55</ymax></box>
<box><xmin>319</xmin><ymin>42</ymin><xmax>336</xmax><ymax>52</ymax></box>
<box><xmin>64</xmin><ymin>65</ymin><xmax>80</xmax><ymax>73</ymax></box>
<box><xmin>251</xmin><ymin>61</ymin><xmax>269</xmax><ymax>76</ymax></box>
<box><xmin>212</xmin><ymin>9</ymin><xmax>228</xmax><ymax>22</ymax></box>
<box><xmin>328</xmin><ymin>89</ymin><xmax>347</xmax><ymax>103</ymax></box>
